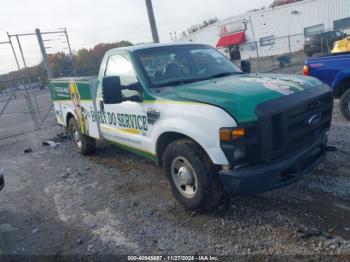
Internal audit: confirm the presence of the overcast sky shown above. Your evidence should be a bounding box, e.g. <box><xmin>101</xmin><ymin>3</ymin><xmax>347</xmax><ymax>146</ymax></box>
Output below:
<box><xmin>0</xmin><ymin>0</ymin><xmax>272</xmax><ymax>74</ymax></box>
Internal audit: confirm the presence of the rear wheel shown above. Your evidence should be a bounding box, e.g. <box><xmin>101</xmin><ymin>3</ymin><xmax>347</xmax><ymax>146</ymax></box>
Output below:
<box><xmin>163</xmin><ymin>139</ymin><xmax>223</xmax><ymax>210</ymax></box>
<box><xmin>68</xmin><ymin>117</ymin><xmax>96</xmax><ymax>155</ymax></box>
<box><xmin>340</xmin><ymin>88</ymin><xmax>350</xmax><ymax>121</ymax></box>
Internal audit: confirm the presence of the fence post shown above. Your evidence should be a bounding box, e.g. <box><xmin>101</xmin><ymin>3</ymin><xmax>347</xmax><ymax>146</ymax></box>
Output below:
<box><xmin>255</xmin><ymin>41</ymin><xmax>262</xmax><ymax>72</ymax></box>
<box><xmin>7</xmin><ymin>77</ymin><xmax>16</xmax><ymax>100</ymax></box>
<box><xmin>16</xmin><ymin>35</ymin><xmax>43</xmax><ymax>126</ymax></box>
<box><xmin>288</xmin><ymin>35</ymin><xmax>292</xmax><ymax>54</ymax></box>
<box><xmin>8</xmin><ymin>33</ymin><xmax>41</xmax><ymax>130</ymax></box>
<box><xmin>249</xmin><ymin>16</ymin><xmax>261</xmax><ymax>72</ymax></box>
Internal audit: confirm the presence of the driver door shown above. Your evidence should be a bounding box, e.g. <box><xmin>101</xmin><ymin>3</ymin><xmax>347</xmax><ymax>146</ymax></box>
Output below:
<box><xmin>96</xmin><ymin>53</ymin><xmax>152</xmax><ymax>156</ymax></box>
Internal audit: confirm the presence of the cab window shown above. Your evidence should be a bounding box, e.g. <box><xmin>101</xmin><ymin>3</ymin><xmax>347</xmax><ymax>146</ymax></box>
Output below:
<box><xmin>335</xmin><ymin>31</ymin><xmax>344</xmax><ymax>38</ymax></box>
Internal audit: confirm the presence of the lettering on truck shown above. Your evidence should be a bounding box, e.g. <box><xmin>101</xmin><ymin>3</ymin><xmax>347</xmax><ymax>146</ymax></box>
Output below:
<box><xmin>91</xmin><ymin>111</ymin><xmax>148</xmax><ymax>132</ymax></box>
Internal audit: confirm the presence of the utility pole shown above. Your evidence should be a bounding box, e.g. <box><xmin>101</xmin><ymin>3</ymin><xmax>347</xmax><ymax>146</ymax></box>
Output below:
<box><xmin>145</xmin><ymin>0</ymin><xmax>160</xmax><ymax>43</ymax></box>
<box><xmin>64</xmin><ymin>28</ymin><xmax>77</xmax><ymax>77</ymax></box>
<box><xmin>36</xmin><ymin>28</ymin><xmax>53</xmax><ymax>79</ymax></box>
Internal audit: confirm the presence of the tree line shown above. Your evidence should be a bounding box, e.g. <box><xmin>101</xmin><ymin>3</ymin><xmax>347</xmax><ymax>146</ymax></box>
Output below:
<box><xmin>0</xmin><ymin>40</ymin><xmax>133</xmax><ymax>92</ymax></box>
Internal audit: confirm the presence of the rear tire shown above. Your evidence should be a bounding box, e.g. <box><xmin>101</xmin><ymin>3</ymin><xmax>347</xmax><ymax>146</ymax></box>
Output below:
<box><xmin>163</xmin><ymin>139</ymin><xmax>224</xmax><ymax>210</ymax></box>
<box><xmin>340</xmin><ymin>88</ymin><xmax>350</xmax><ymax>121</ymax></box>
<box><xmin>68</xmin><ymin>117</ymin><xmax>96</xmax><ymax>155</ymax></box>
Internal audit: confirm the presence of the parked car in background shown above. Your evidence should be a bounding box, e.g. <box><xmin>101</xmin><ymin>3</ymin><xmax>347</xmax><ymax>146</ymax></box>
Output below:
<box><xmin>332</xmin><ymin>36</ymin><xmax>350</xmax><ymax>53</ymax></box>
<box><xmin>304</xmin><ymin>52</ymin><xmax>350</xmax><ymax>121</ymax></box>
<box><xmin>304</xmin><ymin>31</ymin><xmax>346</xmax><ymax>57</ymax></box>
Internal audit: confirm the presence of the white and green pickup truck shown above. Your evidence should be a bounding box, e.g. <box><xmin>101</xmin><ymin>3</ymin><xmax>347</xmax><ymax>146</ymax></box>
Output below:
<box><xmin>49</xmin><ymin>43</ymin><xmax>333</xmax><ymax>210</ymax></box>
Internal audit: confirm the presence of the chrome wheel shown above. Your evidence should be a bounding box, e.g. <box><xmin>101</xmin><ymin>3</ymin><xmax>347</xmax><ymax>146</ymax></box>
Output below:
<box><xmin>171</xmin><ymin>156</ymin><xmax>198</xmax><ymax>198</ymax></box>
<box><xmin>71</xmin><ymin>124</ymin><xmax>82</xmax><ymax>149</ymax></box>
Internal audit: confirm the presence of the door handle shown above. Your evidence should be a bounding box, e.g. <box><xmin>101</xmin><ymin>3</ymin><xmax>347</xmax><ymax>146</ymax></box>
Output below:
<box><xmin>99</xmin><ymin>100</ymin><xmax>104</xmax><ymax>112</ymax></box>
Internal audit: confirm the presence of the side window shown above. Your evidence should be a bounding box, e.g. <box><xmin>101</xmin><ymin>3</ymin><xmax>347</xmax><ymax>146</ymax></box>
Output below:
<box><xmin>105</xmin><ymin>54</ymin><xmax>139</xmax><ymax>99</ymax></box>
<box><xmin>335</xmin><ymin>31</ymin><xmax>344</xmax><ymax>38</ymax></box>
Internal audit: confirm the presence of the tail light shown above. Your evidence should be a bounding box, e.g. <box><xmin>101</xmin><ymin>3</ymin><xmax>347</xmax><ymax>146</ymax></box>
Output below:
<box><xmin>303</xmin><ymin>65</ymin><xmax>309</xmax><ymax>76</ymax></box>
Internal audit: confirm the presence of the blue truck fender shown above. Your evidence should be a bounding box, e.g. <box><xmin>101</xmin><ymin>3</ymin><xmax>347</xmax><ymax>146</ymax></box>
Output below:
<box><xmin>332</xmin><ymin>70</ymin><xmax>350</xmax><ymax>91</ymax></box>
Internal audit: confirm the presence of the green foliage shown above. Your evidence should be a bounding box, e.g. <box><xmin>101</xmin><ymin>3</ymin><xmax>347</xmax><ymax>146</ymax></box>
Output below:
<box><xmin>48</xmin><ymin>52</ymin><xmax>74</xmax><ymax>77</ymax></box>
<box><xmin>0</xmin><ymin>40</ymin><xmax>134</xmax><ymax>89</ymax></box>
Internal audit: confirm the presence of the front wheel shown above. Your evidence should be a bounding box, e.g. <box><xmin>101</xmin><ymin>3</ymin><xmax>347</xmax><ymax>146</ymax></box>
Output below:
<box><xmin>68</xmin><ymin>117</ymin><xmax>96</xmax><ymax>155</ymax></box>
<box><xmin>340</xmin><ymin>88</ymin><xmax>350</xmax><ymax>121</ymax></box>
<box><xmin>163</xmin><ymin>139</ymin><xmax>223</xmax><ymax>210</ymax></box>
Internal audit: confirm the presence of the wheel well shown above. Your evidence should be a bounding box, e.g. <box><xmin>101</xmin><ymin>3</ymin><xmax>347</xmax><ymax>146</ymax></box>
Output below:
<box><xmin>156</xmin><ymin>132</ymin><xmax>187</xmax><ymax>164</ymax></box>
<box><xmin>334</xmin><ymin>78</ymin><xmax>350</xmax><ymax>98</ymax></box>
<box><xmin>156</xmin><ymin>132</ymin><xmax>212</xmax><ymax>166</ymax></box>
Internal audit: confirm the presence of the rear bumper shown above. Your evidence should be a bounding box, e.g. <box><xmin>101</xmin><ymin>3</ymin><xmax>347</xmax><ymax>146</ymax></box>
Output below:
<box><xmin>219</xmin><ymin>135</ymin><xmax>327</xmax><ymax>195</ymax></box>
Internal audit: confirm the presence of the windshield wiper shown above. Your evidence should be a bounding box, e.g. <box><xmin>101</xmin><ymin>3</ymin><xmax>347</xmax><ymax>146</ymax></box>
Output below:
<box><xmin>207</xmin><ymin>72</ymin><xmax>241</xmax><ymax>79</ymax></box>
<box><xmin>155</xmin><ymin>72</ymin><xmax>242</xmax><ymax>88</ymax></box>
<box><xmin>156</xmin><ymin>78</ymin><xmax>201</xmax><ymax>87</ymax></box>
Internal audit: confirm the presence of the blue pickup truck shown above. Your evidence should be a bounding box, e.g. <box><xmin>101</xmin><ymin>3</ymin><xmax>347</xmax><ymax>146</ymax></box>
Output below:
<box><xmin>304</xmin><ymin>52</ymin><xmax>350</xmax><ymax>121</ymax></box>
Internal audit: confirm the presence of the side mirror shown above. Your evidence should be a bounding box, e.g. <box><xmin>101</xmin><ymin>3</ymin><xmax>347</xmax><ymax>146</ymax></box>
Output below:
<box><xmin>241</xmin><ymin>60</ymin><xmax>251</xmax><ymax>73</ymax></box>
<box><xmin>102</xmin><ymin>76</ymin><xmax>123</xmax><ymax>104</ymax></box>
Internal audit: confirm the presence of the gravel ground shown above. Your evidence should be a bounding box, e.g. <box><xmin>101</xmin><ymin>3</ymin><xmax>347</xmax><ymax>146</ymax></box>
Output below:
<box><xmin>0</xmin><ymin>98</ymin><xmax>349</xmax><ymax>260</ymax></box>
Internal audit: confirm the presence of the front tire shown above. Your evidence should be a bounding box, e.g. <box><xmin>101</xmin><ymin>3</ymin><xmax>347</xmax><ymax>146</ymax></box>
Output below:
<box><xmin>340</xmin><ymin>88</ymin><xmax>350</xmax><ymax>121</ymax></box>
<box><xmin>68</xmin><ymin>117</ymin><xmax>96</xmax><ymax>155</ymax></box>
<box><xmin>163</xmin><ymin>139</ymin><xmax>223</xmax><ymax>210</ymax></box>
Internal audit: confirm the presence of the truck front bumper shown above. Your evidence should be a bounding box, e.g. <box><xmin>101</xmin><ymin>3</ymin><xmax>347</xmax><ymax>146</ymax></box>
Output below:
<box><xmin>219</xmin><ymin>135</ymin><xmax>327</xmax><ymax>195</ymax></box>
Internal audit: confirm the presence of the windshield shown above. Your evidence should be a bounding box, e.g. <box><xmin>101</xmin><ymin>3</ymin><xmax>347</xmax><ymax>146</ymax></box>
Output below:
<box><xmin>135</xmin><ymin>45</ymin><xmax>242</xmax><ymax>87</ymax></box>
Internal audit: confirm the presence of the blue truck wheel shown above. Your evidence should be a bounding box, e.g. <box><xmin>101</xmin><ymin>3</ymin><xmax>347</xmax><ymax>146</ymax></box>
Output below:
<box><xmin>340</xmin><ymin>88</ymin><xmax>350</xmax><ymax>121</ymax></box>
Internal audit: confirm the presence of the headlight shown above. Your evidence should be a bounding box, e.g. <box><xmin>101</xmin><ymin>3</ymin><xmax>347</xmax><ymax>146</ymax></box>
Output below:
<box><xmin>219</xmin><ymin>124</ymin><xmax>258</xmax><ymax>168</ymax></box>
<box><xmin>234</xmin><ymin>146</ymin><xmax>247</xmax><ymax>161</ymax></box>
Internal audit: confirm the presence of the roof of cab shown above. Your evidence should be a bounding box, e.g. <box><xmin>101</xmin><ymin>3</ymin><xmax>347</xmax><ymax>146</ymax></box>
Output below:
<box><xmin>107</xmin><ymin>42</ymin><xmax>210</xmax><ymax>54</ymax></box>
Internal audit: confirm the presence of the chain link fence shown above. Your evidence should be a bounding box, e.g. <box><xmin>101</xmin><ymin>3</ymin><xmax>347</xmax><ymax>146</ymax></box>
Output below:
<box><xmin>231</xmin><ymin>28</ymin><xmax>348</xmax><ymax>74</ymax></box>
<box><xmin>0</xmin><ymin>29</ymin><xmax>76</xmax><ymax>141</ymax></box>
<box><xmin>0</xmin><ymin>74</ymin><xmax>55</xmax><ymax>140</ymax></box>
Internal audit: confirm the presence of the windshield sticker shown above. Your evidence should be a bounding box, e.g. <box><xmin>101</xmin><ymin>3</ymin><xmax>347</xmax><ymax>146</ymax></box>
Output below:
<box><xmin>264</xmin><ymin>80</ymin><xmax>297</xmax><ymax>95</ymax></box>
<box><xmin>276</xmin><ymin>76</ymin><xmax>314</xmax><ymax>88</ymax></box>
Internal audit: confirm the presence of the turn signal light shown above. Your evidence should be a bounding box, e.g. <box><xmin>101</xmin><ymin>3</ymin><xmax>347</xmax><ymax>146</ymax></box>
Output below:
<box><xmin>303</xmin><ymin>65</ymin><xmax>309</xmax><ymax>76</ymax></box>
<box><xmin>220</xmin><ymin>128</ymin><xmax>245</xmax><ymax>141</ymax></box>
<box><xmin>232</xmin><ymin>128</ymin><xmax>245</xmax><ymax>139</ymax></box>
